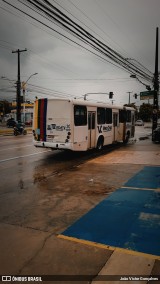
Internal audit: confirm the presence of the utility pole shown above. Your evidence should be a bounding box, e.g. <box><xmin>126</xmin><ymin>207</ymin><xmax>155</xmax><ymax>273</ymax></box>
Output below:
<box><xmin>12</xmin><ymin>48</ymin><xmax>27</xmax><ymax>122</ymax></box>
<box><xmin>127</xmin><ymin>91</ymin><xmax>133</xmax><ymax>104</ymax></box>
<box><xmin>152</xmin><ymin>27</ymin><xmax>159</xmax><ymax>139</ymax></box>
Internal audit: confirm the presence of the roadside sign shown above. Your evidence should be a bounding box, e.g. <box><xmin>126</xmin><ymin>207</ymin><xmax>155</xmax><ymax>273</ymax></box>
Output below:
<box><xmin>140</xmin><ymin>90</ymin><xmax>154</xmax><ymax>100</ymax></box>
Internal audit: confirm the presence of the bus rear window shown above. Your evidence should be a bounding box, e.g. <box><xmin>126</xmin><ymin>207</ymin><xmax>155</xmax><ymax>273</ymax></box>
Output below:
<box><xmin>74</xmin><ymin>105</ymin><xmax>87</xmax><ymax>126</ymax></box>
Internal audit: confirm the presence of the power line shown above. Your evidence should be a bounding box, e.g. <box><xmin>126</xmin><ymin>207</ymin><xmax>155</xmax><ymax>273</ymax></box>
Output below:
<box><xmin>3</xmin><ymin>0</ymin><xmax>127</xmax><ymax>73</ymax></box>
<box><xmin>2</xmin><ymin>0</ymin><xmax>137</xmax><ymax>78</ymax></box>
<box><xmin>2</xmin><ymin>0</ymin><xmax>153</xmax><ymax>85</ymax></box>
<box><xmin>66</xmin><ymin>0</ymin><xmax>129</xmax><ymax>58</ymax></box>
<box><xmin>23</xmin><ymin>0</ymin><xmax>153</xmax><ymax>81</ymax></box>
<box><xmin>40</xmin><ymin>0</ymin><xmax>153</xmax><ymax>80</ymax></box>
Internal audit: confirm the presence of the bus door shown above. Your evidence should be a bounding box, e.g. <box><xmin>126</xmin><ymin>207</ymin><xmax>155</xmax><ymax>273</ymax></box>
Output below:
<box><xmin>113</xmin><ymin>113</ymin><xmax>118</xmax><ymax>141</ymax></box>
<box><xmin>88</xmin><ymin>112</ymin><xmax>96</xmax><ymax>148</ymax></box>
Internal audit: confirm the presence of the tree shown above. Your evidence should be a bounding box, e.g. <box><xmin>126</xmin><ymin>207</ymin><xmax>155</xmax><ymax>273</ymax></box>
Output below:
<box><xmin>0</xmin><ymin>100</ymin><xmax>11</xmax><ymax>116</ymax></box>
<box><xmin>138</xmin><ymin>103</ymin><xmax>153</xmax><ymax>122</ymax></box>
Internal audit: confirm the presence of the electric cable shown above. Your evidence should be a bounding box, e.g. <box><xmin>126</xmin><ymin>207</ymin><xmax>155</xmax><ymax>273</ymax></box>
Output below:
<box><xmin>2</xmin><ymin>0</ymin><xmax>153</xmax><ymax>85</ymax></box>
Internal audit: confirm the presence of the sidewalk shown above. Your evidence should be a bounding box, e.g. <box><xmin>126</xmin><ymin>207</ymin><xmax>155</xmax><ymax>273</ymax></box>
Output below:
<box><xmin>0</xmin><ymin>124</ymin><xmax>32</xmax><ymax>135</ymax></box>
<box><xmin>92</xmin><ymin>140</ymin><xmax>160</xmax><ymax>283</ymax></box>
<box><xmin>58</xmin><ymin>139</ymin><xmax>160</xmax><ymax>283</ymax></box>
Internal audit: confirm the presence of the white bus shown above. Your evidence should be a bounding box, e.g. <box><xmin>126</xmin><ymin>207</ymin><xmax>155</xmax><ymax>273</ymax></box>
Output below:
<box><xmin>33</xmin><ymin>98</ymin><xmax>135</xmax><ymax>151</ymax></box>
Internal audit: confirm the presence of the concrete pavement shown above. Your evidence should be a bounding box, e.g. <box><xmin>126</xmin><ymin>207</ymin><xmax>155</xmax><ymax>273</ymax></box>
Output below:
<box><xmin>90</xmin><ymin>139</ymin><xmax>160</xmax><ymax>283</ymax></box>
<box><xmin>0</xmin><ymin>136</ymin><xmax>160</xmax><ymax>283</ymax></box>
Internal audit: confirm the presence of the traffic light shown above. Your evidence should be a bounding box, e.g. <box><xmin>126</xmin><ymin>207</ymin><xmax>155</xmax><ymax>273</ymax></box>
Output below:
<box><xmin>146</xmin><ymin>85</ymin><xmax>151</xmax><ymax>91</ymax></box>
<box><xmin>134</xmin><ymin>93</ymin><xmax>137</xmax><ymax>99</ymax></box>
<box><xmin>109</xmin><ymin>92</ymin><xmax>113</xmax><ymax>99</ymax></box>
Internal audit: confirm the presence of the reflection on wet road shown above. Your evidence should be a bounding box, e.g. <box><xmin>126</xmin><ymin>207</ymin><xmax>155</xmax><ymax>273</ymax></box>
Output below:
<box><xmin>0</xmin><ymin>130</ymin><xmax>148</xmax><ymax>234</ymax></box>
<box><xmin>0</xmin><ymin>134</ymin><xmax>121</xmax><ymax>192</ymax></box>
<box><xmin>0</xmin><ymin>134</ymin><xmax>127</xmax><ymax>233</ymax></box>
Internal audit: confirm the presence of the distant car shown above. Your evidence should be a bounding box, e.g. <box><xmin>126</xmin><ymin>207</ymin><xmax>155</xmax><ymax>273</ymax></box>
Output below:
<box><xmin>135</xmin><ymin>120</ymin><xmax>144</xmax><ymax>126</ymax></box>
<box><xmin>6</xmin><ymin>118</ymin><xmax>17</xmax><ymax>128</ymax></box>
<box><xmin>152</xmin><ymin>126</ymin><xmax>160</xmax><ymax>142</ymax></box>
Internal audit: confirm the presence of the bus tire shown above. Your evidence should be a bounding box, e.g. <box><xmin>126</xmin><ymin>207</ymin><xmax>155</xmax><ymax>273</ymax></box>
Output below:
<box><xmin>97</xmin><ymin>136</ymin><xmax>104</xmax><ymax>150</ymax></box>
<box><xmin>124</xmin><ymin>132</ymin><xmax>130</xmax><ymax>144</ymax></box>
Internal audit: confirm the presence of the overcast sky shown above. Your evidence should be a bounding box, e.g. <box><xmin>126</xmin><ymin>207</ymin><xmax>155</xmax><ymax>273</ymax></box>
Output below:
<box><xmin>0</xmin><ymin>0</ymin><xmax>159</xmax><ymax>105</ymax></box>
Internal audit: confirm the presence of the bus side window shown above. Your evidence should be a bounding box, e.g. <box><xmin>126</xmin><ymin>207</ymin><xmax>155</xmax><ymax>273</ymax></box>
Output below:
<box><xmin>74</xmin><ymin>105</ymin><xmax>87</xmax><ymax>126</ymax></box>
<box><xmin>106</xmin><ymin>108</ymin><xmax>112</xmax><ymax>124</ymax></box>
<box><xmin>119</xmin><ymin>110</ymin><xmax>126</xmax><ymax>123</ymax></box>
<box><xmin>97</xmin><ymin>108</ymin><xmax>105</xmax><ymax>124</ymax></box>
<box><xmin>126</xmin><ymin>110</ymin><xmax>131</xmax><ymax>122</ymax></box>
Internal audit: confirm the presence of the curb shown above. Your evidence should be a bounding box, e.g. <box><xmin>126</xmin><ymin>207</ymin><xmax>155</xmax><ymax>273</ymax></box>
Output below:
<box><xmin>0</xmin><ymin>128</ymin><xmax>32</xmax><ymax>136</ymax></box>
<box><xmin>139</xmin><ymin>136</ymin><xmax>150</xmax><ymax>141</ymax></box>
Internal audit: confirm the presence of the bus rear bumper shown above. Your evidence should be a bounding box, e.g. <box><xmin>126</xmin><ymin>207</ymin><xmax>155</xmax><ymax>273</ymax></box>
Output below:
<box><xmin>33</xmin><ymin>140</ymin><xmax>73</xmax><ymax>150</ymax></box>
<box><xmin>33</xmin><ymin>140</ymin><xmax>88</xmax><ymax>151</ymax></box>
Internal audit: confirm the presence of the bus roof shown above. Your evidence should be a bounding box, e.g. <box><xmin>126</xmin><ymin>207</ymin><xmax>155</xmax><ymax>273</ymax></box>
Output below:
<box><xmin>36</xmin><ymin>98</ymin><xmax>135</xmax><ymax>111</ymax></box>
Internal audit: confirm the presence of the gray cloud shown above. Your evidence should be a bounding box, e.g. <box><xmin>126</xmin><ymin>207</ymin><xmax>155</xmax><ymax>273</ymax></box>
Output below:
<box><xmin>0</xmin><ymin>0</ymin><xmax>159</xmax><ymax>103</ymax></box>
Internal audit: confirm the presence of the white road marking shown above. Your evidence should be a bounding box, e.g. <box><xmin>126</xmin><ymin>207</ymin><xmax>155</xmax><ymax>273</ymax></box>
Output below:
<box><xmin>0</xmin><ymin>150</ymin><xmax>51</xmax><ymax>163</ymax></box>
<box><xmin>0</xmin><ymin>144</ymin><xmax>33</xmax><ymax>152</ymax></box>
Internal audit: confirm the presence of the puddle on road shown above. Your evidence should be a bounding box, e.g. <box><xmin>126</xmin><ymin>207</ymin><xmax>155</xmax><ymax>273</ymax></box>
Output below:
<box><xmin>33</xmin><ymin>172</ymin><xmax>47</xmax><ymax>183</ymax></box>
<box><xmin>83</xmin><ymin>181</ymin><xmax>114</xmax><ymax>195</ymax></box>
<box><xmin>18</xmin><ymin>179</ymin><xmax>24</xmax><ymax>189</ymax></box>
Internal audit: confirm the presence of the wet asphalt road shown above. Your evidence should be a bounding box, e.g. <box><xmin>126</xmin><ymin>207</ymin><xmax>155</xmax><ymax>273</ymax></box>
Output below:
<box><xmin>0</xmin><ymin>132</ymin><xmax>138</xmax><ymax>235</ymax></box>
<box><xmin>0</xmin><ymin>134</ymin><xmax>99</xmax><ymax>191</ymax></box>
<box><xmin>1</xmin><ymin>126</ymin><xmax>160</xmax><ymax>280</ymax></box>
<box><xmin>0</xmin><ymin>134</ymin><xmax>120</xmax><ymax>233</ymax></box>
<box><xmin>0</xmin><ymin>125</ymin><xmax>151</xmax><ymax>195</ymax></box>
<box><xmin>0</xmin><ymin>126</ymin><xmax>151</xmax><ymax>223</ymax></box>
<box><xmin>0</xmin><ymin>134</ymin><xmax>112</xmax><ymax>193</ymax></box>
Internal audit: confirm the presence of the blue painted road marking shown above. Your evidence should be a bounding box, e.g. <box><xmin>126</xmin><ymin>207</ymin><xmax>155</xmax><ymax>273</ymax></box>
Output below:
<box><xmin>61</xmin><ymin>166</ymin><xmax>160</xmax><ymax>256</ymax></box>
<box><xmin>125</xmin><ymin>166</ymin><xmax>160</xmax><ymax>189</ymax></box>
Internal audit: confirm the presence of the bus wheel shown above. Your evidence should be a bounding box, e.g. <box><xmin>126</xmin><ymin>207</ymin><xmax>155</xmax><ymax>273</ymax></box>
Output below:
<box><xmin>124</xmin><ymin>132</ymin><xmax>130</xmax><ymax>144</ymax></box>
<box><xmin>97</xmin><ymin>137</ymin><xmax>104</xmax><ymax>150</ymax></box>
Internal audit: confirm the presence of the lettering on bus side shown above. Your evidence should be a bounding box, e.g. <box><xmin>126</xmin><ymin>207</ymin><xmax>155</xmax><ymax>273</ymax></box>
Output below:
<box><xmin>47</xmin><ymin>124</ymin><xmax>71</xmax><ymax>131</ymax></box>
<box><xmin>97</xmin><ymin>125</ymin><xmax>112</xmax><ymax>133</ymax></box>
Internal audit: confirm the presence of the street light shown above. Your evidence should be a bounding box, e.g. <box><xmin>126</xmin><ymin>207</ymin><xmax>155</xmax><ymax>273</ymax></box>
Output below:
<box><xmin>26</xmin><ymin>72</ymin><xmax>38</xmax><ymax>83</ymax></box>
<box><xmin>130</xmin><ymin>74</ymin><xmax>151</xmax><ymax>90</ymax></box>
<box><xmin>22</xmin><ymin>73</ymin><xmax>38</xmax><ymax>123</ymax></box>
<box><xmin>126</xmin><ymin>58</ymin><xmax>153</xmax><ymax>78</ymax></box>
